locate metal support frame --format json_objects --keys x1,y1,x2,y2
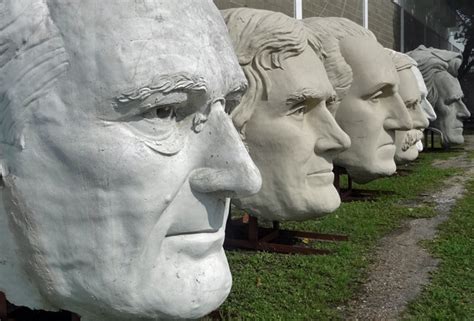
[
  {"x1": 395, "y1": 166, "x2": 414, "y2": 177},
  {"x1": 0, "y1": 291, "x2": 81, "y2": 321},
  {"x1": 333, "y1": 166, "x2": 394, "y2": 202},
  {"x1": 0, "y1": 292, "x2": 7, "y2": 321},
  {"x1": 225, "y1": 214, "x2": 348, "y2": 255},
  {"x1": 423, "y1": 127, "x2": 455, "y2": 151},
  {"x1": 71, "y1": 313, "x2": 81, "y2": 321},
  {"x1": 423, "y1": 127, "x2": 436, "y2": 149}
]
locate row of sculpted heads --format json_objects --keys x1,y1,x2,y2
[
  {"x1": 225, "y1": 9, "x2": 470, "y2": 225},
  {"x1": 0, "y1": 2, "x2": 469, "y2": 321},
  {"x1": 224, "y1": 9, "x2": 441, "y2": 224}
]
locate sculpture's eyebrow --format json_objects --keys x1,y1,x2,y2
[
  {"x1": 224, "y1": 80, "x2": 248, "y2": 104},
  {"x1": 365, "y1": 82, "x2": 394, "y2": 97},
  {"x1": 446, "y1": 92, "x2": 464, "y2": 104},
  {"x1": 113, "y1": 73, "x2": 208, "y2": 114},
  {"x1": 404, "y1": 98, "x2": 418, "y2": 106},
  {"x1": 286, "y1": 87, "x2": 334, "y2": 106},
  {"x1": 227, "y1": 80, "x2": 248, "y2": 97}
]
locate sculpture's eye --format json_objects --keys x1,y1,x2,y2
[
  {"x1": 369, "y1": 90, "x2": 383, "y2": 104},
  {"x1": 225, "y1": 91, "x2": 244, "y2": 115},
  {"x1": 326, "y1": 95, "x2": 339, "y2": 113},
  {"x1": 327, "y1": 95, "x2": 337, "y2": 105},
  {"x1": 225, "y1": 99, "x2": 240, "y2": 115},
  {"x1": 445, "y1": 97, "x2": 463, "y2": 106},
  {"x1": 288, "y1": 104, "x2": 306, "y2": 120},
  {"x1": 143, "y1": 105, "x2": 176, "y2": 120},
  {"x1": 405, "y1": 101, "x2": 417, "y2": 110}
]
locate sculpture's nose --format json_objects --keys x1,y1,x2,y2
[
  {"x1": 456, "y1": 100, "x2": 471, "y2": 119},
  {"x1": 314, "y1": 103, "x2": 351, "y2": 157},
  {"x1": 422, "y1": 98, "x2": 437, "y2": 122},
  {"x1": 411, "y1": 102, "x2": 430, "y2": 130},
  {"x1": 189, "y1": 101, "x2": 262, "y2": 198},
  {"x1": 384, "y1": 93, "x2": 412, "y2": 131}
]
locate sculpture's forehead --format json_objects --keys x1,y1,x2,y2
[
  {"x1": 339, "y1": 36, "x2": 398, "y2": 92},
  {"x1": 411, "y1": 66, "x2": 427, "y2": 95},
  {"x1": 47, "y1": 0, "x2": 244, "y2": 96},
  {"x1": 398, "y1": 69, "x2": 419, "y2": 101},
  {"x1": 435, "y1": 72, "x2": 463, "y2": 98}
]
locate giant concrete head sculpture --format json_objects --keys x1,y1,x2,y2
[
  {"x1": 0, "y1": 1, "x2": 262, "y2": 320},
  {"x1": 387, "y1": 50, "x2": 430, "y2": 163},
  {"x1": 412, "y1": 66, "x2": 437, "y2": 123},
  {"x1": 222, "y1": 8, "x2": 350, "y2": 221},
  {"x1": 411, "y1": 65, "x2": 437, "y2": 152},
  {"x1": 304, "y1": 17, "x2": 412, "y2": 183},
  {"x1": 408, "y1": 45, "x2": 471, "y2": 146}
]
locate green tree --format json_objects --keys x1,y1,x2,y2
[{"x1": 448, "y1": 0, "x2": 474, "y2": 78}]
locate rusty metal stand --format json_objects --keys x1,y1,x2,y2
[
  {"x1": 423, "y1": 127, "x2": 438, "y2": 150},
  {"x1": 395, "y1": 165, "x2": 414, "y2": 176},
  {"x1": 0, "y1": 292, "x2": 7, "y2": 321},
  {"x1": 333, "y1": 166, "x2": 393, "y2": 202},
  {"x1": 224, "y1": 214, "x2": 348, "y2": 255},
  {"x1": 422, "y1": 128, "x2": 466, "y2": 152},
  {"x1": 0, "y1": 291, "x2": 81, "y2": 321}
]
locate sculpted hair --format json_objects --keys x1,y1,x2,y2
[
  {"x1": 222, "y1": 8, "x2": 319, "y2": 135},
  {"x1": 304, "y1": 17, "x2": 376, "y2": 102},
  {"x1": 385, "y1": 49, "x2": 417, "y2": 72},
  {"x1": 0, "y1": 0, "x2": 69, "y2": 148},
  {"x1": 407, "y1": 45, "x2": 462, "y2": 106}
]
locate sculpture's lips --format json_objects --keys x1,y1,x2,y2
[
  {"x1": 165, "y1": 229, "x2": 220, "y2": 237},
  {"x1": 163, "y1": 230, "x2": 225, "y2": 257},
  {"x1": 307, "y1": 170, "x2": 334, "y2": 185},
  {"x1": 454, "y1": 120, "x2": 464, "y2": 128},
  {"x1": 379, "y1": 141, "x2": 394, "y2": 149},
  {"x1": 307, "y1": 168, "x2": 333, "y2": 176}
]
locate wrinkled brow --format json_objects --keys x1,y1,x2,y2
[
  {"x1": 225, "y1": 80, "x2": 248, "y2": 101},
  {"x1": 286, "y1": 87, "x2": 333, "y2": 106},
  {"x1": 447, "y1": 92, "x2": 464, "y2": 103},
  {"x1": 114, "y1": 73, "x2": 208, "y2": 107}
]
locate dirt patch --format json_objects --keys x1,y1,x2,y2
[{"x1": 347, "y1": 135, "x2": 474, "y2": 321}]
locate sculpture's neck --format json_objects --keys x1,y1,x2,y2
[{"x1": 0, "y1": 195, "x2": 46, "y2": 309}]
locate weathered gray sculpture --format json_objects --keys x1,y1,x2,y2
[
  {"x1": 304, "y1": 17, "x2": 412, "y2": 183},
  {"x1": 408, "y1": 45, "x2": 471, "y2": 147},
  {"x1": 411, "y1": 65, "x2": 438, "y2": 152},
  {"x1": 386, "y1": 50, "x2": 429, "y2": 164},
  {"x1": 0, "y1": 1, "x2": 262, "y2": 320},
  {"x1": 223, "y1": 8, "x2": 351, "y2": 221},
  {"x1": 412, "y1": 66, "x2": 437, "y2": 123}
]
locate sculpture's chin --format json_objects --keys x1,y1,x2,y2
[
  {"x1": 48, "y1": 246, "x2": 232, "y2": 321},
  {"x1": 149, "y1": 239, "x2": 232, "y2": 320},
  {"x1": 237, "y1": 184, "x2": 340, "y2": 222},
  {"x1": 347, "y1": 160, "x2": 396, "y2": 184},
  {"x1": 445, "y1": 133, "x2": 465, "y2": 145},
  {"x1": 395, "y1": 146, "x2": 419, "y2": 164}
]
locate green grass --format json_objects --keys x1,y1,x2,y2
[
  {"x1": 402, "y1": 179, "x2": 474, "y2": 321},
  {"x1": 209, "y1": 151, "x2": 465, "y2": 321}
]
